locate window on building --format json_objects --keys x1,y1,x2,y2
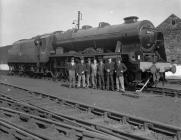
[{"x1": 172, "y1": 19, "x2": 176, "y2": 25}]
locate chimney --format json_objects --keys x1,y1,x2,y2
[
  {"x1": 98, "y1": 22, "x2": 110, "y2": 28},
  {"x1": 124, "y1": 16, "x2": 138, "y2": 24}
]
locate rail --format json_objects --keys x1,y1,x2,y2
[
  {"x1": 144, "y1": 87, "x2": 181, "y2": 98},
  {"x1": 0, "y1": 96, "x2": 112, "y2": 136},
  {"x1": 0, "y1": 119, "x2": 44, "y2": 140},
  {"x1": 0, "y1": 107, "x2": 117, "y2": 140},
  {"x1": 0, "y1": 93, "x2": 152, "y2": 140},
  {"x1": 0, "y1": 81, "x2": 180, "y2": 140}
]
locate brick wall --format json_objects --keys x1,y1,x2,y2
[{"x1": 157, "y1": 14, "x2": 181, "y2": 64}]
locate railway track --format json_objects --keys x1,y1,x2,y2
[
  {"x1": 0, "y1": 95, "x2": 153, "y2": 140},
  {"x1": 0, "y1": 96, "x2": 120, "y2": 139},
  {"x1": 167, "y1": 79, "x2": 181, "y2": 85},
  {"x1": 144, "y1": 87, "x2": 181, "y2": 98},
  {"x1": 0, "y1": 107, "x2": 117, "y2": 140},
  {"x1": 0, "y1": 119, "x2": 44, "y2": 140},
  {"x1": 0, "y1": 81, "x2": 181, "y2": 140}
]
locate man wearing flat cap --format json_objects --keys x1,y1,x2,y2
[
  {"x1": 115, "y1": 57, "x2": 127, "y2": 92},
  {"x1": 67, "y1": 57, "x2": 76, "y2": 88},
  {"x1": 86, "y1": 58, "x2": 91, "y2": 88},
  {"x1": 76, "y1": 57, "x2": 86, "y2": 88},
  {"x1": 97, "y1": 58, "x2": 105, "y2": 90},
  {"x1": 105, "y1": 57, "x2": 115, "y2": 91},
  {"x1": 91, "y1": 58, "x2": 98, "y2": 89}
]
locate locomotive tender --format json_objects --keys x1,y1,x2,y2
[{"x1": 8, "y1": 16, "x2": 176, "y2": 86}]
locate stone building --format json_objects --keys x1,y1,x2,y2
[
  {"x1": 0, "y1": 45, "x2": 12, "y2": 70},
  {"x1": 0, "y1": 46, "x2": 11, "y2": 64},
  {"x1": 157, "y1": 14, "x2": 181, "y2": 64}
]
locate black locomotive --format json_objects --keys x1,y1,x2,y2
[{"x1": 7, "y1": 16, "x2": 176, "y2": 87}]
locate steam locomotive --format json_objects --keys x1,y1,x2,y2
[{"x1": 8, "y1": 16, "x2": 176, "y2": 87}]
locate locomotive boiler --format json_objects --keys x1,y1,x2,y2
[
  {"x1": 7, "y1": 16, "x2": 176, "y2": 86},
  {"x1": 52, "y1": 16, "x2": 175, "y2": 85}
]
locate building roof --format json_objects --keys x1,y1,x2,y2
[{"x1": 157, "y1": 14, "x2": 181, "y2": 33}]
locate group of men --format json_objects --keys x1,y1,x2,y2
[{"x1": 67, "y1": 57, "x2": 127, "y2": 92}]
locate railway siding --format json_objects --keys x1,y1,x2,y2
[
  {"x1": 0, "y1": 93, "x2": 153, "y2": 140},
  {"x1": 0, "y1": 119, "x2": 44, "y2": 140},
  {"x1": 0, "y1": 107, "x2": 116, "y2": 140},
  {"x1": 0, "y1": 81, "x2": 181, "y2": 140}
]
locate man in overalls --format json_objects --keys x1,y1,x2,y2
[
  {"x1": 77, "y1": 57, "x2": 86, "y2": 88},
  {"x1": 105, "y1": 58, "x2": 115, "y2": 91},
  {"x1": 91, "y1": 58, "x2": 98, "y2": 89},
  {"x1": 86, "y1": 58, "x2": 91, "y2": 88},
  {"x1": 115, "y1": 57, "x2": 127, "y2": 92},
  {"x1": 97, "y1": 59, "x2": 105, "y2": 90},
  {"x1": 67, "y1": 57, "x2": 76, "y2": 88}
]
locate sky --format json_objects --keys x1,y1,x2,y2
[{"x1": 1, "y1": 0, "x2": 181, "y2": 46}]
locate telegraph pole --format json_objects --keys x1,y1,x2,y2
[
  {"x1": 73, "y1": 11, "x2": 82, "y2": 29},
  {"x1": 77, "y1": 11, "x2": 81, "y2": 29}
]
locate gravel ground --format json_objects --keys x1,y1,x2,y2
[{"x1": 0, "y1": 75, "x2": 181, "y2": 127}]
